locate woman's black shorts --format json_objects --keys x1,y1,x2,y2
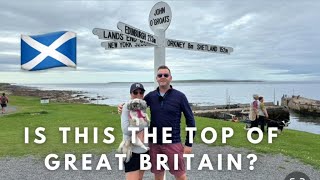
[{"x1": 124, "y1": 151, "x2": 149, "y2": 173}]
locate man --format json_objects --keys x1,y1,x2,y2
[
  {"x1": 118, "y1": 65, "x2": 196, "y2": 180},
  {"x1": 144, "y1": 65, "x2": 195, "y2": 180},
  {"x1": 1, "y1": 93, "x2": 9, "y2": 114}
]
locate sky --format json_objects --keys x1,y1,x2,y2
[{"x1": 0, "y1": 0, "x2": 320, "y2": 83}]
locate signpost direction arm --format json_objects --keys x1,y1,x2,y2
[
  {"x1": 92, "y1": 28, "x2": 153, "y2": 45},
  {"x1": 101, "y1": 41, "x2": 153, "y2": 50},
  {"x1": 117, "y1": 22, "x2": 159, "y2": 46},
  {"x1": 165, "y1": 38, "x2": 233, "y2": 54},
  {"x1": 92, "y1": 28, "x2": 120, "y2": 40}
]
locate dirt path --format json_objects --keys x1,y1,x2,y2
[{"x1": 0, "y1": 106, "x2": 17, "y2": 116}]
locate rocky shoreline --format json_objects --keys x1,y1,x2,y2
[
  {"x1": 0, "y1": 83, "x2": 90, "y2": 104},
  {"x1": 282, "y1": 95, "x2": 320, "y2": 116}
]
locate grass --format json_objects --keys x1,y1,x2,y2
[
  {"x1": 0, "y1": 95, "x2": 319, "y2": 169},
  {"x1": 0, "y1": 96, "x2": 122, "y2": 158},
  {"x1": 180, "y1": 115, "x2": 320, "y2": 169}
]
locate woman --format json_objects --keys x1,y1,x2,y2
[
  {"x1": 249, "y1": 94, "x2": 259, "y2": 129},
  {"x1": 258, "y1": 96, "x2": 269, "y2": 133},
  {"x1": 120, "y1": 83, "x2": 149, "y2": 180}
]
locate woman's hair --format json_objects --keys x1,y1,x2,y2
[{"x1": 258, "y1": 96, "x2": 263, "y2": 101}]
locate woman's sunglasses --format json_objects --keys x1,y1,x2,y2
[
  {"x1": 132, "y1": 91, "x2": 145, "y2": 95},
  {"x1": 157, "y1": 73, "x2": 169, "y2": 78}
]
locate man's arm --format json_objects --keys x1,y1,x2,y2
[
  {"x1": 143, "y1": 92, "x2": 150, "y2": 107},
  {"x1": 118, "y1": 103, "x2": 125, "y2": 114},
  {"x1": 181, "y1": 94, "x2": 196, "y2": 153}
]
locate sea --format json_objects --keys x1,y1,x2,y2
[{"x1": 19, "y1": 81, "x2": 320, "y2": 135}]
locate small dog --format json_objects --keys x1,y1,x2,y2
[
  {"x1": 127, "y1": 98, "x2": 149, "y2": 126},
  {"x1": 118, "y1": 98, "x2": 150, "y2": 162},
  {"x1": 267, "y1": 119, "x2": 290, "y2": 134}
]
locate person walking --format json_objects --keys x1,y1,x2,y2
[
  {"x1": 1, "y1": 93, "x2": 9, "y2": 114},
  {"x1": 249, "y1": 94, "x2": 259, "y2": 130},
  {"x1": 258, "y1": 96, "x2": 269, "y2": 133}
]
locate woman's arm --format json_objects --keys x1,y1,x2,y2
[
  {"x1": 261, "y1": 103, "x2": 269, "y2": 118},
  {"x1": 121, "y1": 103, "x2": 132, "y2": 138}
]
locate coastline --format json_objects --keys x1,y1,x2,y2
[
  {"x1": 0, "y1": 83, "x2": 89, "y2": 104},
  {"x1": 1, "y1": 83, "x2": 319, "y2": 134}
]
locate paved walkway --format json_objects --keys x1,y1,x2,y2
[
  {"x1": 0, "y1": 144, "x2": 319, "y2": 180},
  {"x1": 0, "y1": 106, "x2": 17, "y2": 116}
]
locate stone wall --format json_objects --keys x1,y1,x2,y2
[
  {"x1": 281, "y1": 95, "x2": 320, "y2": 115},
  {"x1": 194, "y1": 106, "x2": 289, "y2": 121}
]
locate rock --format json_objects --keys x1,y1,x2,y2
[{"x1": 0, "y1": 84, "x2": 89, "y2": 104}]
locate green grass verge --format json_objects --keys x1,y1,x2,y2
[
  {"x1": 0, "y1": 96, "x2": 319, "y2": 169},
  {"x1": 181, "y1": 115, "x2": 320, "y2": 169},
  {"x1": 0, "y1": 96, "x2": 122, "y2": 158}
]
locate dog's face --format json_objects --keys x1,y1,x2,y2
[
  {"x1": 127, "y1": 98, "x2": 147, "y2": 111},
  {"x1": 282, "y1": 120, "x2": 290, "y2": 127}
]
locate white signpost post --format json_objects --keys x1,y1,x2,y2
[{"x1": 93, "y1": 1, "x2": 233, "y2": 87}]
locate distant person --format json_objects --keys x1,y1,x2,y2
[
  {"x1": 249, "y1": 94, "x2": 259, "y2": 131},
  {"x1": 120, "y1": 83, "x2": 149, "y2": 180},
  {"x1": 258, "y1": 96, "x2": 269, "y2": 133},
  {"x1": 1, "y1": 93, "x2": 9, "y2": 114}
]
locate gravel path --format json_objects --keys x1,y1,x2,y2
[
  {"x1": 0, "y1": 144, "x2": 319, "y2": 180},
  {"x1": 0, "y1": 106, "x2": 17, "y2": 116}
]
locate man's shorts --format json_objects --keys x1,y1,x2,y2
[
  {"x1": 149, "y1": 143, "x2": 185, "y2": 177},
  {"x1": 1, "y1": 104, "x2": 6, "y2": 108},
  {"x1": 124, "y1": 151, "x2": 149, "y2": 173}
]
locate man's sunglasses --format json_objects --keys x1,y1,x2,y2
[
  {"x1": 157, "y1": 73, "x2": 170, "y2": 78},
  {"x1": 132, "y1": 91, "x2": 145, "y2": 95}
]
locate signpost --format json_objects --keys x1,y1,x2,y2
[
  {"x1": 117, "y1": 22, "x2": 158, "y2": 45},
  {"x1": 93, "y1": 28, "x2": 151, "y2": 44},
  {"x1": 166, "y1": 38, "x2": 233, "y2": 54},
  {"x1": 93, "y1": 1, "x2": 234, "y2": 87},
  {"x1": 149, "y1": 1, "x2": 172, "y2": 32}
]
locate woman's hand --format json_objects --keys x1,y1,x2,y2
[{"x1": 118, "y1": 103, "x2": 125, "y2": 114}]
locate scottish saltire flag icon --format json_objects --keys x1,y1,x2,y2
[{"x1": 21, "y1": 31, "x2": 76, "y2": 71}]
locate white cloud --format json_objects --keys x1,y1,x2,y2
[
  {"x1": 0, "y1": 36, "x2": 20, "y2": 44},
  {"x1": 0, "y1": 1, "x2": 319, "y2": 83},
  {"x1": 223, "y1": 13, "x2": 256, "y2": 31}
]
